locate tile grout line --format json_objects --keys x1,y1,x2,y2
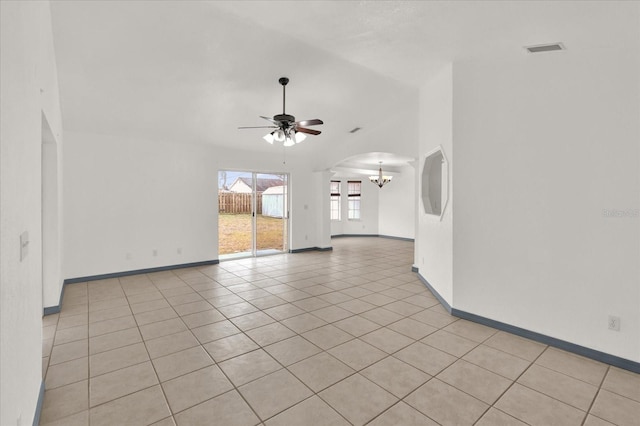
[
  {"x1": 580, "y1": 364, "x2": 609, "y2": 426},
  {"x1": 147, "y1": 268, "x2": 234, "y2": 425},
  {"x1": 385, "y1": 320, "x2": 485, "y2": 425},
  {"x1": 194, "y1": 262, "x2": 416, "y2": 425},
  {"x1": 229, "y1": 259, "x2": 451, "y2": 424},
  {"x1": 80, "y1": 276, "x2": 170, "y2": 421},
  {"x1": 376, "y1": 312, "x2": 514, "y2": 425},
  {"x1": 128, "y1": 272, "x2": 176, "y2": 423},
  {"x1": 479, "y1": 345, "x2": 557, "y2": 425},
  {"x1": 215, "y1": 269, "x2": 339, "y2": 424},
  {"x1": 173, "y1": 266, "x2": 311, "y2": 425},
  {"x1": 183, "y1": 274, "x2": 298, "y2": 424}
]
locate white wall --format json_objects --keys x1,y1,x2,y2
[
  {"x1": 63, "y1": 132, "x2": 325, "y2": 278},
  {"x1": 63, "y1": 132, "x2": 217, "y2": 278},
  {"x1": 0, "y1": 1, "x2": 63, "y2": 424},
  {"x1": 416, "y1": 64, "x2": 454, "y2": 303},
  {"x1": 313, "y1": 171, "x2": 333, "y2": 249},
  {"x1": 330, "y1": 177, "x2": 379, "y2": 236},
  {"x1": 378, "y1": 164, "x2": 416, "y2": 240},
  {"x1": 452, "y1": 47, "x2": 640, "y2": 362}
]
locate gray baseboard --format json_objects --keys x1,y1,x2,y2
[
  {"x1": 416, "y1": 272, "x2": 640, "y2": 374},
  {"x1": 289, "y1": 246, "x2": 333, "y2": 253},
  {"x1": 331, "y1": 234, "x2": 415, "y2": 242},
  {"x1": 452, "y1": 309, "x2": 640, "y2": 374},
  {"x1": 379, "y1": 234, "x2": 415, "y2": 242},
  {"x1": 33, "y1": 380, "x2": 45, "y2": 426},
  {"x1": 416, "y1": 273, "x2": 452, "y2": 313},
  {"x1": 64, "y1": 260, "x2": 219, "y2": 285},
  {"x1": 331, "y1": 234, "x2": 378, "y2": 238},
  {"x1": 43, "y1": 281, "x2": 66, "y2": 316}
]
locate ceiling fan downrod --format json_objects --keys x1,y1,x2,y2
[
  {"x1": 279, "y1": 77, "x2": 289, "y2": 115},
  {"x1": 274, "y1": 77, "x2": 294, "y2": 124}
]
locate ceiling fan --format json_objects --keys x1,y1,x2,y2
[{"x1": 238, "y1": 77, "x2": 323, "y2": 147}]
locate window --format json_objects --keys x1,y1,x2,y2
[
  {"x1": 330, "y1": 180, "x2": 341, "y2": 221},
  {"x1": 347, "y1": 180, "x2": 361, "y2": 220}
]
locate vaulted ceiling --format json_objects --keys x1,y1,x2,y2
[{"x1": 50, "y1": 1, "x2": 634, "y2": 173}]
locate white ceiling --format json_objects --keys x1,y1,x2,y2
[{"x1": 49, "y1": 1, "x2": 636, "y2": 172}]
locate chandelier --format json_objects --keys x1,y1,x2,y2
[{"x1": 369, "y1": 162, "x2": 393, "y2": 188}]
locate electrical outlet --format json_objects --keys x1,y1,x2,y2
[
  {"x1": 608, "y1": 315, "x2": 620, "y2": 331},
  {"x1": 152, "y1": 249, "x2": 158, "y2": 257},
  {"x1": 126, "y1": 252, "x2": 132, "y2": 260},
  {"x1": 177, "y1": 248, "x2": 182, "y2": 254}
]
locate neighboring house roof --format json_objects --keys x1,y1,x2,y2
[
  {"x1": 229, "y1": 177, "x2": 284, "y2": 193},
  {"x1": 263, "y1": 185, "x2": 285, "y2": 195}
]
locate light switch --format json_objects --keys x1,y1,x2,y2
[{"x1": 20, "y1": 231, "x2": 29, "y2": 261}]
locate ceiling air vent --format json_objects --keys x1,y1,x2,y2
[{"x1": 525, "y1": 42, "x2": 565, "y2": 53}]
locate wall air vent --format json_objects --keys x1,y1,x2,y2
[
  {"x1": 525, "y1": 43, "x2": 565, "y2": 53},
  {"x1": 349, "y1": 127, "x2": 362, "y2": 134}
]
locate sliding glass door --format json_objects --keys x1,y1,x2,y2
[
  {"x1": 218, "y1": 170, "x2": 288, "y2": 259},
  {"x1": 255, "y1": 173, "x2": 288, "y2": 256}
]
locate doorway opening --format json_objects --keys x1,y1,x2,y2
[{"x1": 218, "y1": 170, "x2": 289, "y2": 260}]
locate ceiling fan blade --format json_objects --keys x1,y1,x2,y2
[
  {"x1": 296, "y1": 119, "x2": 323, "y2": 127},
  {"x1": 238, "y1": 126, "x2": 278, "y2": 129},
  {"x1": 259, "y1": 116, "x2": 279, "y2": 124},
  {"x1": 296, "y1": 127, "x2": 321, "y2": 136}
]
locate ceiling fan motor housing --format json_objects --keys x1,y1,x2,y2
[{"x1": 274, "y1": 114, "x2": 295, "y2": 125}]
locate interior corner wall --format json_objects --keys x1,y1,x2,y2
[
  {"x1": 1, "y1": 1, "x2": 63, "y2": 424},
  {"x1": 452, "y1": 48, "x2": 640, "y2": 362},
  {"x1": 378, "y1": 164, "x2": 416, "y2": 239},
  {"x1": 416, "y1": 64, "x2": 454, "y2": 304}
]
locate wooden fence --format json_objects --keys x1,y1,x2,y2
[{"x1": 218, "y1": 193, "x2": 262, "y2": 214}]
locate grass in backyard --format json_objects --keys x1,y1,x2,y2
[{"x1": 218, "y1": 213, "x2": 285, "y2": 254}]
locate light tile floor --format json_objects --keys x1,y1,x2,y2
[{"x1": 40, "y1": 237, "x2": 640, "y2": 425}]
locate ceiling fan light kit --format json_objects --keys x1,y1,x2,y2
[
  {"x1": 263, "y1": 127, "x2": 307, "y2": 146},
  {"x1": 239, "y1": 77, "x2": 323, "y2": 147}
]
